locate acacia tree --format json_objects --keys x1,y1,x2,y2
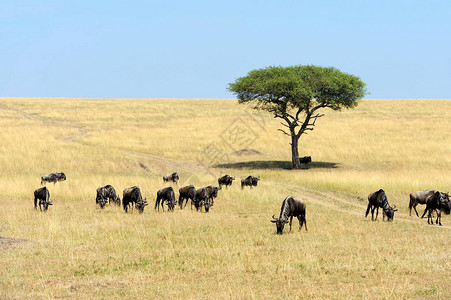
[{"x1": 228, "y1": 65, "x2": 366, "y2": 169}]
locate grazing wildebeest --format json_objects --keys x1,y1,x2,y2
[
  {"x1": 299, "y1": 156, "x2": 312, "y2": 165},
  {"x1": 365, "y1": 189, "x2": 397, "y2": 221},
  {"x1": 179, "y1": 185, "x2": 196, "y2": 209},
  {"x1": 205, "y1": 185, "x2": 221, "y2": 206},
  {"x1": 193, "y1": 187, "x2": 210, "y2": 212},
  {"x1": 420, "y1": 191, "x2": 451, "y2": 226},
  {"x1": 103, "y1": 185, "x2": 121, "y2": 206},
  {"x1": 41, "y1": 172, "x2": 66, "y2": 185},
  {"x1": 218, "y1": 175, "x2": 235, "y2": 188},
  {"x1": 96, "y1": 185, "x2": 121, "y2": 208},
  {"x1": 122, "y1": 186, "x2": 148, "y2": 213},
  {"x1": 163, "y1": 172, "x2": 179, "y2": 184},
  {"x1": 96, "y1": 186, "x2": 108, "y2": 209},
  {"x1": 155, "y1": 187, "x2": 176, "y2": 212},
  {"x1": 271, "y1": 196, "x2": 307, "y2": 235},
  {"x1": 409, "y1": 189, "x2": 449, "y2": 217},
  {"x1": 34, "y1": 187, "x2": 53, "y2": 211},
  {"x1": 241, "y1": 176, "x2": 260, "y2": 189}
]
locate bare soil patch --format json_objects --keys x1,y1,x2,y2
[{"x1": 0, "y1": 236, "x2": 30, "y2": 249}]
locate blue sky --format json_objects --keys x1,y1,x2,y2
[{"x1": 1, "y1": 0, "x2": 450, "y2": 99}]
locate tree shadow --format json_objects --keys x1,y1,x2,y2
[{"x1": 214, "y1": 160, "x2": 339, "y2": 170}]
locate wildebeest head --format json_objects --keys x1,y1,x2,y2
[
  {"x1": 42, "y1": 199, "x2": 53, "y2": 211},
  {"x1": 172, "y1": 172, "x2": 179, "y2": 181},
  {"x1": 136, "y1": 198, "x2": 148, "y2": 214},
  {"x1": 271, "y1": 214, "x2": 289, "y2": 235},
  {"x1": 252, "y1": 177, "x2": 260, "y2": 186},
  {"x1": 98, "y1": 197, "x2": 108, "y2": 209},
  {"x1": 59, "y1": 172, "x2": 66, "y2": 181},
  {"x1": 383, "y1": 204, "x2": 397, "y2": 221},
  {"x1": 438, "y1": 193, "x2": 451, "y2": 215}
]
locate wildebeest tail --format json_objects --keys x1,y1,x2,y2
[
  {"x1": 408, "y1": 194, "x2": 414, "y2": 210},
  {"x1": 365, "y1": 203, "x2": 371, "y2": 217}
]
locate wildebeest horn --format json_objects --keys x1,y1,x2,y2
[{"x1": 272, "y1": 214, "x2": 277, "y2": 220}]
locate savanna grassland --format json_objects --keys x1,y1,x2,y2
[{"x1": 0, "y1": 98, "x2": 450, "y2": 299}]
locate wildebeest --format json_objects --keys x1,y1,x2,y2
[
  {"x1": 41, "y1": 172, "x2": 66, "y2": 185},
  {"x1": 163, "y1": 172, "x2": 179, "y2": 184},
  {"x1": 299, "y1": 156, "x2": 312, "y2": 165},
  {"x1": 179, "y1": 185, "x2": 196, "y2": 209},
  {"x1": 192, "y1": 187, "x2": 210, "y2": 212},
  {"x1": 365, "y1": 189, "x2": 398, "y2": 221},
  {"x1": 271, "y1": 196, "x2": 307, "y2": 235},
  {"x1": 420, "y1": 191, "x2": 451, "y2": 226},
  {"x1": 122, "y1": 186, "x2": 148, "y2": 213},
  {"x1": 205, "y1": 185, "x2": 221, "y2": 206},
  {"x1": 241, "y1": 176, "x2": 260, "y2": 189},
  {"x1": 155, "y1": 187, "x2": 176, "y2": 212},
  {"x1": 96, "y1": 186, "x2": 108, "y2": 209},
  {"x1": 409, "y1": 189, "x2": 449, "y2": 217},
  {"x1": 218, "y1": 175, "x2": 235, "y2": 188},
  {"x1": 96, "y1": 185, "x2": 121, "y2": 208},
  {"x1": 34, "y1": 187, "x2": 53, "y2": 211}
]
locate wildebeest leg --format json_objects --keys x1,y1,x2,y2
[
  {"x1": 161, "y1": 201, "x2": 165, "y2": 212},
  {"x1": 289, "y1": 216, "x2": 293, "y2": 232},
  {"x1": 412, "y1": 204, "x2": 420, "y2": 217},
  {"x1": 34, "y1": 197, "x2": 38, "y2": 210},
  {"x1": 375, "y1": 207, "x2": 379, "y2": 221},
  {"x1": 420, "y1": 208, "x2": 428, "y2": 219},
  {"x1": 436, "y1": 210, "x2": 442, "y2": 226},
  {"x1": 427, "y1": 209, "x2": 432, "y2": 225}
]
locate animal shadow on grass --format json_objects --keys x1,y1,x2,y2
[{"x1": 214, "y1": 160, "x2": 338, "y2": 170}]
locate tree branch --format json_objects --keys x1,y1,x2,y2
[{"x1": 277, "y1": 128, "x2": 291, "y2": 136}]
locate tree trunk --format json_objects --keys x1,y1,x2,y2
[{"x1": 291, "y1": 134, "x2": 301, "y2": 169}]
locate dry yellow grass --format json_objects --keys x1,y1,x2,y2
[{"x1": 0, "y1": 98, "x2": 450, "y2": 299}]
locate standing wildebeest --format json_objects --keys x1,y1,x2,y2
[
  {"x1": 205, "y1": 185, "x2": 221, "y2": 206},
  {"x1": 271, "y1": 196, "x2": 307, "y2": 235},
  {"x1": 96, "y1": 185, "x2": 121, "y2": 208},
  {"x1": 96, "y1": 186, "x2": 108, "y2": 209},
  {"x1": 299, "y1": 156, "x2": 312, "y2": 165},
  {"x1": 122, "y1": 186, "x2": 148, "y2": 213},
  {"x1": 163, "y1": 172, "x2": 179, "y2": 184},
  {"x1": 218, "y1": 175, "x2": 235, "y2": 188},
  {"x1": 409, "y1": 189, "x2": 449, "y2": 217},
  {"x1": 420, "y1": 191, "x2": 451, "y2": 226},
  {"x1": 34, "y1": 187, "x2": 53, "y2": 211},
  {"x1": 155, "y1": 187, "x2": 176, "y2": 211},
  {"x1": 241, "y1": 176, "x2": 260, "y2": 189},
  {"x1": 179, "y1": 185, "x2": 196, "y2": 209},
  {"x1": 41, "y1": 172, "x2": 66, "y2": 185},
  {"x1": 193, "y1": 187, "x2": 210, "y2": 212},
  {"x1": 365, "y1": 189, "x2": 398, "y2": 221}
]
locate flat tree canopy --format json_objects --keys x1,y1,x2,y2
[{"x1": 228, "y1": 65, "x2": 367, "y2": 169}]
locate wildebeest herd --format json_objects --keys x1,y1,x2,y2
[{"x1": 34, "y1": 172, "x2": 450, "y2": 234}]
